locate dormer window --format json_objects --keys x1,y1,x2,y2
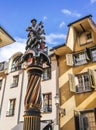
[
  {"x1": 86, "y1": 32, "x2": 92, "y2": 40},
  {"x1": 79, "y1": 31, "x2": 93, "y2": 46}
]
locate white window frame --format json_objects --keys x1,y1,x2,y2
[
  {"x1": 6, "y1": 99, "x2": 16, "y2": 116},
  {"x1": 68, "y1": 71, "x2": 93, "y2": 93}
]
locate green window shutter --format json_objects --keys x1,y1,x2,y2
[
  {"x1": 66, "y1": 54, "x2": 73, "y2": 66},
  {"x1": 68, "y1": 74, "x2": 76, "y2": 92}
]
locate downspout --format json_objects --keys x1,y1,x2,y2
[
  {"x1": 55, "y1": 55, "x2": 60, "y2": 130},
  {"x1": 17, "y1": 70, "x2": 24, "y2": 124}
]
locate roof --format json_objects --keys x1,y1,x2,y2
[
  {"x1": 68, "y1": 14, "x2": 92, "y2": 27},
  {"x1": 50, "y1": 43, "x2": 65, "y2": 51},
  {"x1": 0, "y1": 26, "x2": 15, "y2": 48}
]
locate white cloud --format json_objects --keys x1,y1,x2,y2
[
  {"x1": 46, "y1": 33, "x2": 66, "y2": 45},
  {"x1": 0, "y1": 37, "x2": 26, "y2": 62},
  {"x1": 61, "y1": 9, "x2": 81, "y2": 17},
  {"x1": 62, "y1": 9, "x2": 71, "y2": 15},
  {"x1": 91, "y1": 0, "x2": 96, "y2": 3},
  {"x1": 43, "y1": 16, "x2": 47, "y2": 21},
  {"x1": 59, "y1": 22, "x2": 66, "y2": 28}
]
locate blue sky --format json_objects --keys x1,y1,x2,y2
[{"x1": 0, "y1": 0, "x2": 96, "y2": 61}]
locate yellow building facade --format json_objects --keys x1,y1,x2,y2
[{"x1": 52, "y1": 15, "x2": 96, "y2": 130}]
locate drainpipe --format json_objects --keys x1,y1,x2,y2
[
  {"x1": 55, "y1": 55, "x2": 60, "y2": 130},
  {"x1": 17, "y1": 70, "x2": 24, "y2": 124}
]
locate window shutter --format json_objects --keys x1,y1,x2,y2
[
  {"x1": 88, "y1": 69, "x2": 96, "y2": 89},
  {"x1": 83, "y1": 116, "x2": 89, "y2": 129},
  {"x1": 92, "y1": 70, "x2": 96, "y2": 88},
  {"x1": 66, "y1": 54, "x2": 73, "y2": 66},
  {"x1": 68, "y1": 74, "x2": 76, "y2": 92}
]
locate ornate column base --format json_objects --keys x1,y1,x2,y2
[{"x1": 23, "y1": 108, "x2": 41, "y2": 130}]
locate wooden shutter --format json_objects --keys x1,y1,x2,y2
[
  {"x1": 68, "y1": 74, "x2": 76, "y2": 92},
  {"x1": 88, "y1": 69, "x2": 96, "y2": 89},
  {"x1": 66, "y1": 54, "x2": 73, "y2": 66}
]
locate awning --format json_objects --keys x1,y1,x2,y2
[{"x1": 40, "y1": 120, "x2": 52, "y2": 130}]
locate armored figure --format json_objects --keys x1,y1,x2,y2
[
  {"x1": 23, "y1": 19, "x2": 50, "y2": 67},
  {"x1": 25, "y1": 19, "x2": 45, "y2": 51}
]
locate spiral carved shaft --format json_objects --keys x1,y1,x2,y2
[{"x1": 24, "y1": 72, "x2": 42, "y2": 110}]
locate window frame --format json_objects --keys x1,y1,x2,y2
[
  {"x1": 6, "y1": 98, "x2": 16, "y2": 117},
  {"x1": 11, "y1": 55, "x2": 22, "y2": 72},
  {"x1": 73, "y1": 51, "x2": 88, "y2": 66},
  {"x1": 79, "y1": 31, "x2": 93, "y2": 46},
  {"x1": 41, "y1": 93, "x2": 52, "y2": 113},
  {"x1": 69, "y1": 71, "x2": 94, "y2": 93},
  {"x1": 74, "y1": 108, "x2": 96, "y2": 130},
  {"x1": 42, "y1": 67, "x2": 51, "y2": 80},
  {"x1": 10, "y1": 75, "x2": 19, "y2": 88}
]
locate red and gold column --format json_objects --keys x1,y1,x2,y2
[{"x1": 23, "y1": 65, "x2": 43, "y2": 130}]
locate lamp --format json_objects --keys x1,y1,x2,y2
[
  {"x1": 54, "y1": 93, "x2": 59, "y2": 104},
  {"x1": 59, "y1": 108, "x2": 66, "y2": 117},
  {"x1": 54, "y1": 94, "x2": 66, "y2": 117}
]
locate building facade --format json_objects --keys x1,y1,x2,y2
[
  {"x1": 52, "y1": 15, "x2": 96, "y2": 130},
  {"x1": 0, "y1": 51, "x2": 58, "y2": 130}
]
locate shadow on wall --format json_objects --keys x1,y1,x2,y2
[{"x1": 11, "y1": 122, "x2": 23, "y2": 130}]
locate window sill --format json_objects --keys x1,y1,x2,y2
[
  {"x1": 42, "y1": 78, "x2": 51, "y2": 81},
  {"x1": 6, "y1": 114, "x2": 14, "y2": 117},
  {"x1": 41, "y1": 112, "x2": 52, "y2": 114},
  {"x1": 75, "y1": 89, "x2": 93, "y2": 94}
]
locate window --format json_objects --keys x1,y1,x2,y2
[
  {"x1": 74, "y1": 108, "x2": 96, "y2": 130},
  {"x1": 6, "y1": 99, "x2": 16, "y2": 116},
  {"x1": 75, "y1": 72, "x2": 92, "y2": 92},
  {"x1": 0, "y1": 79, "x2": 2, "y2": 90},
  {"x1": 66, "y1": 51, "x2": 88, "y2": 66},
  {"x1": 69, "y1": 71, "x2": 94, "y2": 93},
  {"x1": 42, "y1": 67, "x2": 51, "y2": 80},
  {"x1": 79, "y1": 31, "x2": 93, "y2": 46},
  {"x1": 86, "y1": 32, "x2": 92, "y2": 40},
  {"x1": 42, "y1": 93, "x2": 52, "y2": 113},
  {"x1": 11, "y1": 55, "x2": 22, "y2": 72},
  {"x1": 10, "y1": 75, "x2": 19, "y2": 88},
  {"x1": 81, "y1": 47, "x2": 96, "y2": 62},
  {"x1": 73, "y1": 51, "x2": 87, "y2": 66}
]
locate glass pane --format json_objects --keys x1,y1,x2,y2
[
  {"x1": 43, "y1": 93, "x2": 52, "y2": 112},
  {"x1": 76, "y1": 72, "x2": 91, "y2": 93},
  {"x1": 74, "y1": 52, "x2": 87, "y2": 66}
]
